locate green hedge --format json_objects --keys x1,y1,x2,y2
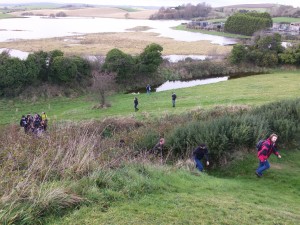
[{"x1": 225, "y1": 12, "x2": 272, "y2": 36}]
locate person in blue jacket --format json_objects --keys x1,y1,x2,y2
[{"x1": 193, "y1": 143, "x2": 210, "y2": 171}]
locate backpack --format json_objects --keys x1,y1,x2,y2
[{"x1": 256, "y1": 139, "x2": 265, "y2": 151}]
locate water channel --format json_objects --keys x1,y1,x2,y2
[{"x1": 0, "y1": 16, "x2": 237, "y2": 45}]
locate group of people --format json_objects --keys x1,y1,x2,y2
[
  {"x1": 152, "y1": 133, "x2": 281, "y2": 177},
  {"x1": 133, "y1": 84, "x2": 177, "y2": 111},
  {"x1": 20, "y1": 112, "x2": 48, "y2": 134}
]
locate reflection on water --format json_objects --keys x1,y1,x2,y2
[
  {"x1": 156, "y1": 77, "x2": 228, "y2": 92},
  {"x1": 163, "y1": 55, "x2": 211, "y2": 62},
  {"x1": 0, "y1": 17, "x2": 237, "y2": 45},
  {"x1": 0, "y1": 48, "x2": 29, "y2": 60}
]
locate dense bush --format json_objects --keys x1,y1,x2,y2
[
  {"x1": 166, "y1": 99, "x2": 300, "y2": 164},
  {"x1": 0, "y1": 50, "x2": 92, "y2": 97},
  {"x1": 225, "y1": 12, "x2": 272, "y2": 36},
  {"x1": 102, "y1": 43, "x2": 163, "y2": 86},
  {"x1": 166, "y1": 59, "x2": 268, "y2": 80},
  {"x1": 279, "y1": 43, "x2": 300, "y2": 65},
  {"x1": 230, "y1": 33, "x2": 285, "y2": 67}
]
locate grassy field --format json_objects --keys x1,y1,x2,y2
[
  {"x1": 0, "y1": 13, "x2": 15, "y2": 19},
  {"x1": 45, "y1": 149, "x2": 300, "y2": 225},
  {"x1": 174, "y1": 24, "x2": 250, "y2": 39},
  {"x1": 1, "y1": 70, "x2": 299, "y2": 126},
  {"x1": 9, "y1": 7, "x2": 157, "y2": 19},
  {"x1": 272, "y1": 17, "x2": 300, "y2": 23}
]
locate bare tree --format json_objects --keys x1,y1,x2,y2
[{"x1": 91, "y1": 71, "x2": 117, "y2": 108}]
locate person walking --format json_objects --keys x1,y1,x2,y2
[
  {"x1": 134, "y1": 97, "x2": 139, "y2": 111},
  {"x1": 193, "y1": 143, "x2": 209, "y2": 172},
  {"x1": 171, "y1": 92, "x2": 177, "y2": 107},
  {"x1": 256, "y1": 133, "x2": 281, "y2": 178},
  {"x1": 146, "y1": 84, "x2": 151, "y2": 95},
  {"x1": 152, "y1": 137, "x2": 165, "y2": 164},
  {"x1": 41, "y1": 111, "x2": 48, "y2": 131}
]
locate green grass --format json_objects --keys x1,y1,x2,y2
[
  {"x1": 272, "y1": 17, "x2": 300, "y2": 23},
  {"x1": 117, "y1": 7, "x2": 140, "y2": 12},
  {"x1": 46, "y1": 149, "x2": 300, "y2": 225},
  {"x1": 174, "y1": 24, "x2": 250, "y2": 39},
  {"x1": 0, "y1": 13, "x2": 15, "y2": 19},
  {"x1": 1, "y1": 70, "x2": 300, "y2": 126},
  {"x1": 205, "y1": 18, "x2": 227, "y2": 23},
  {"x1": 10, "y1": 3, "x2": 63, "y2": 10}
]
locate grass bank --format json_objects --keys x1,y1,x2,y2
[
  {"x1": 174, "y1": 24, "x2": 250, "y2": 39},
  {"x1": 272, "y1": 17, "x2": 300, "y2": 23},
  {"x1": 45, "y1": 149, "x2": 300, "y2": 225},
  {"x1": 1, "y1": 70, "x2": 299, "y2": 126}
]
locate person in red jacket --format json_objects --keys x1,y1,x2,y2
[{"x1": 256, "y1": 133, "x2": 282, "y2": 177}]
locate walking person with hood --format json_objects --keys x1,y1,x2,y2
[
  {"x1": 193, "y1": 143, "x2": 210, "y2": 172},
  {"x1": 256, "y1": 133, "x2": 281, "y2": 178}
]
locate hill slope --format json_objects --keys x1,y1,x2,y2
[{"x1": 46, "y1": 149, "x2": 300, "y2": 224}]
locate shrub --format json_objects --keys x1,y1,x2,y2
[{"x1": 166, "y1": 99, "x2": 300, "y2": 165}]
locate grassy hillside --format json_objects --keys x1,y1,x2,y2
[
  {"x1": 46, "y1": 149, "x2": 300, "y2": 225},
  {"x1": 1, "y1": 70, "x2": 299, "y2": 126},
  {"x1": 1, "y1": 70, "x2": 299, "y2": 224}
]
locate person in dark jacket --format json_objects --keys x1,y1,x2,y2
[
  {"x1": 171, "y1": 92, "x2": 177, "y2": 107},
  {"x1": 146, "y1": 84, "x2": 151, "y2": 95},
  {"x1": 20, "y1": 115, "x2": 27, "y2": 133},
  {"x1": 193, "y1": 143, "x2": 210, "y2": 172},
  {"x1": 256, "y1": 133, "x2": 281, "y2": 178},
  {"x1": 134, "y1": 97, "x2": 139, "y2": 111}
]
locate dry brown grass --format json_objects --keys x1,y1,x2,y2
[
  {"x1": 10, "y1": 7, "x2": 157, "y2": 19},
  {"x1": 0, "y1": 31, "x2": 232, "y2": 56}
]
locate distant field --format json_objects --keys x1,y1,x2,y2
[
  {"x1": 9, "y1": 7, "x2": 157, "y2": 19},
  {"x1": 0, "y1": 31, "x2": 232, "y2": 56},
  {"x1": 205, "y1": 18, "x2": 227, "y2": 23},
  {"x1": 1, "y1": 70, "x2": 299, "y2": 126},
  {"x1": 12, "y1": 4, "x2": 63, "y2": 10},
  {"x1": 174, "y1": 24, "x2": 250, "y2": 39},
  {"x1": 272, "y1": 17, "x2": 300, "y2": 23},
  {"x1": 0, "y1": 13, "x2": 15, "y2": 19}
]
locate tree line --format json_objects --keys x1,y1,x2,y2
[
  {"x1": 225, "y1": 12, "x2": 273, "y2": 36},
  {"x1": 0, "y1": 43, "x2": 164, "y2": 98},
  {"x1": 0, "y1": 50, "x2": 91, "y2": 97},
  {"x1": 150, "y1": 3, "x2": 212, "y2": 20},
  {"x1": 230, "y1": 33, "x2": 300, "y2": 67}
]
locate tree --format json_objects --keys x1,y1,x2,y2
[
  {"x1": 279, "y1": 44, "x2": 300, "y2": 65},
  {"x1": 91, "y1": 72, "x2": 116, "y2": 108},
  {"x1": 137, "y1": 43, "x2": 163, "y2": 75},
  {"x1": 225, "y1": 12, "x2": 272, "y2": 36},
  {"x1": 0, "y1": 54, "x2": 26, "y2": 96},
  {"x1": 102, "y1": 48, "x2": 135, "y2": 83},
  {"x1": 50, "y1": 56, "x2": 77, "y2": 83},
  {"x1": 229, "y1": 44, "x2": 248, "y2": 64},
  {"x1": 70, "y1": 56, "x2": 92, "y2": 82}
]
